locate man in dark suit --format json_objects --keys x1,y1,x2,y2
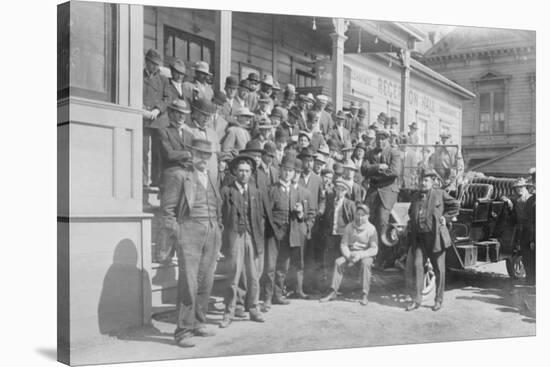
[
  {"x1": 158, "y1": 100, "x2": 192, "y2": 176},
  {"x1": 328, "y1": 111, "x2": 351, "y2": 150},
  {"x1": 362, "y1": 129, "x2": 402, "y2": 269},
  {"x1": 262, "y1": 154, "x2": 315, "y2": 306},
  {"x1": 143, "y1": 49, "x2": 169, "y2": 189},
  {"x1": 162, "y1": 59, "x2": 187, "y2": 108},
  {"x1": 161, "y1": 139, "x2": 223, "y2": 348},
  {"x1": 219, "y1": 155, "x2": 274, "y2": 328},
  {"x1": 406, "y1": 169, "x2": 459, "y2": 312}
]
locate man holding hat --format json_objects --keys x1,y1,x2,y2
[
  {"x1": 329, "y1": 111, "x2": 352, "y2": 150},
  {"x1": 219, "y1": 154, "x2": 274, "y2": 328},
  {"x1": 221, "y1": 107, "x2": 254, "y2": 156},
  {"x1": 143, "y1": 49, "x2": 169, "y2": 189},
  {"x1": 320, "y1": 203, "x2": 378, "y2": 306},
  {"x1": 182, "y1": 61, "x2": 214, "y2": 104},
  {"x1": 182, "y1": 98, "x2": 220, "y2": 180},
  {"x1": 362, "y1": 128, "x2": 402, "y2": 269},
  {"x1": 318, "y1": 178, "x2": 356, "y2": 291},
  {"x1": 161, "y1": 138, "x2": 223, "y2": 347},
  {"x1": 263, "y1": 154, "x2": 315, "y2": 306},
  {"x1": 158, "y1": 99, "x2": 193, "y2": 175},
  {"x1": 405, "y1": 168, "x2": 459, "y2": 312}
]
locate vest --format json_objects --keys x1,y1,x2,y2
[
  {"x1": 189, "y1": 178, "x2": 218, "y2": 221},
  {"x1": 237, "y1": 189, "x2": 253, "y2": 235},
  {"x1": 272, "y1": 186, "x2": 291, "y2": 225}
]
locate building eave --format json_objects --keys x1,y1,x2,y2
[
  {"x1": 410, "y1": 58, "x2": 476, "y2": 99},
  {"x1": 469, "y1": 142, "x2": 536, "y2": 172}
]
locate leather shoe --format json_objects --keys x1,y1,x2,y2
[
  {"x1": 234, "y1": 306, "x2": 247, "y2": 318},
  {"x1": 360, "y1": 294, "x2": 369, "y2": 306},
  {"x1": 194, "y1": 327, "x2": 215, "y2": 337},
  {"x1": 219, "y1": 314, "x2": 232, "y2": 328},
  {"x1": 294, "y1": 291, "x2": 310, "y2": 300},
  {"x1": 432, "y1": 301, "x2": 442, "y2": 311},
  {"x1": 249, "y1": 309, "x2": 265, "y2": 323},
  {"x1": 272, "y1": 296, "x2": 290, "y2": 305},
  {"x1": 175, "y1": 337, "x2": 195, "y2": 348},
  {"x1": 260, "y1": 301, "x2": 271, "y2": 313},
  {"x1": 405, "y1": 302, "x2": 421, "y2": 311},
  {"x1": 319, "y1": 291, "x2": 337, "y2": 303}
]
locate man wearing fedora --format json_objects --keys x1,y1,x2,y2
[
  {"x1": 320, "y1": 203, "x2": 378, "y2": 306},
  {"x1": 182, "y1": 98, "x2": 219, "y2": 181},
  {"x1": 222, "y1": 107, "x2": 254, "y2": 156},
  {"x1": 342, "y1": 161, "x2": 365, "y2": 202},
  {"x1": 219, "y1": 154, "x2": 275, "y2": 328},
  {"x1": 158, "y1": 100, "x2": 193, "y2": 176},
  {"x1": 318, "y1": 178, "x2": 356, "y2": 291},
  {"x1": 405, "y1": 168, "x2": 459, "y2": 312},
  {"x1": 345, "y1": 101, "x2": 361, "y2": 132},
  {"x1": 263, "y1": 154, "x2": 314, "y2": 305},
  {"x1": 249, "y1": 75, "x2": 275, "y2": 114},
  {"x1": 182, "y1": 61, "x2": 214, "y2": 104},
  {"x1": 329, "y1": 111, "x2": 351, "y2": 150},
  {"x1": 163, "y1": 58, "x2": 187, "y2": 108},
  {"x1": 362, "y1": 129, "x2": 402, "y2": 269},
  {"x1": 161, "y1": 138, "x2": 223, "y2": 348},
  {"x1": 143, "y1": 49, "x2": 169, "y2": 189},
  {"x1": 277, "y1": 108, "x2": 300, "y2": 141},
  {"x1": 211, "y1": 91, "x2": 230, "y2": 141}
]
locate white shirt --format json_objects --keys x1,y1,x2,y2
[
  {"x1": 196, "y1": 170, "x2": 208, "y2": 188},
  {"x1": 332, "y1": 197, "x2": 345, "y2": 235},
  {"x1": 279, "y1": 180, "x2": 291, "y2": 193},
  {"x1": 171, "y1": 79, "x2": 183, "y2": 97},
  {"x1": 235, "y1": 181, "x2": 248, "y2": 195},
  {"x1": 337, "y1": 125, "x2": 344, "y2": 140},
  {"x1": 302, "y1": 172, "x2": 312, "y2": 186}
]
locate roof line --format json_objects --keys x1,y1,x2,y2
[
  {"x1": 410, "y1": 58, "x2": 476, "y2": 99},
  {"x1": 469, "y1": 142, "x2": 536, "y2": 171}
]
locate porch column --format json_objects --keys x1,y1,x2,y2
[
  {"x1": 330, "y1": 18, "x2": 348, "y2": 111},
  {"x1": 399, "y1": 49, "x2": 411, "y2": 133},
  {"x1": 214, "y1": 10, "x2": 232, "y2": 91}
]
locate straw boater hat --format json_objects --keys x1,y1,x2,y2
[
  {"x1": 229, "y1": 154, "x2": 257, "y2": 173},
  {"x1": 235, "y1": 107, "x2": 254, "y2": 117},
  {"x1": 170, "y1": 58, "x2": 187, "y2": 75},
  {"x1": 334, "y1": 178, "x2": 351, "y2": 191},
  {"x1": 145, "y1": 49, "x2": 162, "y2": 65},
  {"x1": 261, "y1": 74, "x2": 274, "y2": 87},
  {"x1": 194, "y1": 61, "x2": 212, "y2": 76},
  {"x1": 168, "y1": 99, "x2": 191, "y2": 114}
]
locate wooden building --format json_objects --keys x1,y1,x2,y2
[
  {"x1": 58, "y1": 2, "x2": 475, "y2": 360},
  {"x1": 421, "y1": 27, "x2": 536, "y2": 173}
]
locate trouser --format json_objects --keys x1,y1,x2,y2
[
  {"x1": 367, "y1": 191, "x2": 394, "y2": 268},
  {"x1": 274, "y1": 236, "x2": 304, "y2": 299},
  {"x1": 236, "y1": 237, "x2": 264, "y2": 310},
  {"x1": 224, "y1": 232, "x2": 260, "y2": 315},
  {"x1": 322, "y1": 234, "x2": 342, "y2": 289},
  {"x1": 261, "y1": 235, "x2": 279, "y2": 303},
  {"x1": 174, "y1": 220, "x2": 221, "y2": 341},
  {"x1": 303, "y1": 219, "x2": 321, "y2": 291},
  {"x1": 330, "y1": 256, "x2": 374, "y2": 296},
  {"x1": 412, "y1": 233, "x2": 446, "y2": 304}
]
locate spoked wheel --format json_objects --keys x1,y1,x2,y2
[{"x1": 506, "y1": 251, "x2": 526, "y2": 279}]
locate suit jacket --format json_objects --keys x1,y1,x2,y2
[
  {"x1": 362, "y1": 146, "x2": 402, "y2": 210},
  {"x1": 158, "y1": 123, "x2": 191, "y2": 171},
  {"x1": 181, "y1": 122, "x2": 220, "y2": 181},
  {"x1": 221, "y1": 182, "x2": 274, "y2": 256},
  {"x1": 290, "y1": 106, "x2": 308, "y2": 131},
  {"x1": 328, "y1": 126, "x2": 351, "y2": 149},
  {"x1": 269, "y1": 183, "x2": 315, "y2": 247},
  {"x1": 319, "y1": 194, "x2": 356, "y2": 235},
  {"x1": 256, "y1": 164, "x2": 279, "y2": 191},
  {"x1": 276, "y1": 121, "x2": 299, "y2": 140},
  {"x1": 408, "y1": 188, "x2": 459, "y2": 253},
  {"x1": 299, "y1": 172, "x2": 324, "y2": 214},
  {"x1": 210, "y1": 113, "x2": 229, "y2": 141},
  {"x1": 143, "y1": 69, "x2": 169, "y2": 128},
  {"x1": 182, "y1": 80, "x2": 214, "y2": 105},
  {"x1": 161, "y1": 167, "x2": 222, "y2": 229},
  {"x1": 221, "y1": 124, "x2": 251, "y2": 156},
  {"x1": 319, "y1": 110, "x2": 334, "y2": 136}
]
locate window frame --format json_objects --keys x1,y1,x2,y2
[
  {"x1": 473, "y1": 73, "x2": 511, "y2": 135},
  {"x1": 163, "y1": 25, "x2": 215, "y2": 72},
  {"x1": 295, "y1": 69, "x2": 317, "y2": 88}
]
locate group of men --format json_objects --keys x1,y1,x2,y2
[{"x1": 142, "y1": 49, "x2": 475, "y2": 348}]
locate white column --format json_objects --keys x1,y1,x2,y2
[
  {"x1": 330, "y1": 19, "x2": 348, "y2": 112},
  {"x1": 400, "y1": 49, "x2": 411, "y2": 133},
  {"x1": 215, "y1": 10, "x2": 232, "y2": 91}
]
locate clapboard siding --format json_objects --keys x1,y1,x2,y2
[{"x1": 476, "y1": 143, "x2": 536, "y2": 175}]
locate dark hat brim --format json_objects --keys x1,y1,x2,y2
[{"x1": 229, "y1": 154, "x2": 257, "y2": 172}]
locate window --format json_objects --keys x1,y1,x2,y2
[
  {"x1": 164, "y1": 26, "x2": 214, "y2": 72},
  {"x1": 68, "y1": 2, "x2": 117, "y2": 102},
  {"x1": 476, "y1": 76, "x2": 507, "y2": 134},
  {"x1": 295, "y1": 69, "x2": 316, "y2": 88}
]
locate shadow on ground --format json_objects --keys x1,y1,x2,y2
[{"x1": 36, "y1": 348, "x2": 57, "y2": 361}]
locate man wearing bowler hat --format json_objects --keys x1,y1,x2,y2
[
  {"x1": 345, "y1": 101, "x2": 361, "y2": 132},
  {"x1": 219, "y1": 154, "x2": 274, "y2": 328},
  {"x1": 362, "y1": 128, "x2": 402, "y2": 269},
  {"x1": 163, "y1": 59, "x2": 187, "y2": 108},
  {"x1": 221, "y1": 76, "x2": 239, "y2": 122},
  {"x1": 161, "y1": 138, "x2": 223, "y2": 348},
  {"x1": 143, "y1": 49, "x2": 169, "y2": 190},
  {"x1": 182, "y1": 98, "x2": 220, "y2": 181},
  {"x1": 405, "y1": 168, "x2": 459, "y2": 312},
  {"x1": 183, "y1": 61, "x2": 214, "y2": 104}
]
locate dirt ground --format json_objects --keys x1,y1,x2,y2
[{"x1": 71, "y1": 263, "x2": 536, "y2": 366}]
